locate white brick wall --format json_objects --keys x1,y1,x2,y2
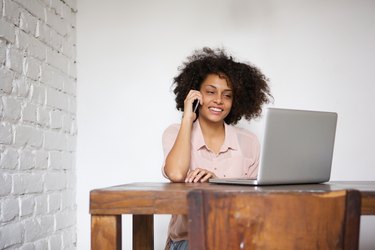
[{"x1": 0, "y1": 0, "x2": 77, "y2": 249}]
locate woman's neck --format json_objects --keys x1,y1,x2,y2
[
  {"x1": 198, "y1": 117, "x2": 225, "y2": 139},
  {"x1": 198, "y1": 117, "x2": 226, "y2": 154}
]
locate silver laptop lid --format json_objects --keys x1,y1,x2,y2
[{"x1": 257, "y1": 108, "x2": 338, "y2": 185}]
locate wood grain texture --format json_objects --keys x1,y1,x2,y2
[
  {"x1": 91, "y1": 215, "x2": 121, "y2": 250},
  {"x1": 133, "y1": 215, "x2": 154, "y2": 250},
  {"x1": 361, "y1": 192, "x2": 375, "y2": 215},
  {"x1": 89, "y1": 182, "x2": 375, "y2": 215},
  {"x1": 188, "y1": 190, "x2": 361, "y2": 250},
  {"x1": 89, "y1": 182, "x2": 375, "y2": 250}
]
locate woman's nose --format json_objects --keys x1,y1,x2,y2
[{"x1": 214, "y1": 95, "x2": 223, "y2": 104}]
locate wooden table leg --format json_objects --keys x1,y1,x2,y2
[
  {"x1": 91, "y1": 215, "x2": 122, "y2": 250},
  {"x1": 133, "y1": 215, "x2": 154, "y2": 250}
]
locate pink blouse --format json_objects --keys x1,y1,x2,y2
[{"x1": 162, "y1": 120, "x2": 260, "y2": 241}]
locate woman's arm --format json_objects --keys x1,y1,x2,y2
[
  {"x1": 164, "y1": 119, "x2": 193, "y2": 182},
  {"x1": 164, "y1": 90, "x2": 201, "y2": 182}
]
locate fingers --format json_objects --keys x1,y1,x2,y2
[
  {"x1": 185, "y1": 168, "x2": 216, "y2": 183},
  {"x1": 184, "y1": 90, "x2": 202, "y2": 113},
  {"x1": 182, "y1": 90, "x2": 203, "y2": 122},
  {"x1": 200, "y1": 171, "x2": 215, "y2": 183}
]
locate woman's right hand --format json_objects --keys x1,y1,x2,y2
[
  {"x1": 185, "y1": 168, "x2": 217, "y2": 183},
  {"x1": 183, "y1": 90, "x2": 202, "y2": 123}
]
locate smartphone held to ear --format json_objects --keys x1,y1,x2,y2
[{"x1": 193, "y1": 100, "x2": 199, "y2": 113}]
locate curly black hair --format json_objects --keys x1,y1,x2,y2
[{"x1": 173, "y1": 47, "x2": 273, "y2": 125}]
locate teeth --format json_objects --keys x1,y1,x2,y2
[{"x1": 210, "y1": 107, "x2": 223, "y2": 112}]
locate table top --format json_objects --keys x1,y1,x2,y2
[{"x1": 90, "y1": 181, "x2": 375, "y2": 215}]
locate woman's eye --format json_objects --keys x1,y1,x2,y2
[{"x1": 207, "y1": 91, "x2": 214, "y2": 94}]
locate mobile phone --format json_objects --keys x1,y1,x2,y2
[{"x1": 193, "y1": 99, "x2": 199, "y2": 113}]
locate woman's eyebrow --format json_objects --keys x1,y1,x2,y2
[
  {"x1": 205, "y1": 85, "x2": 233, "y2": 91},
  {"x1": 205, "y1": 84, "x2": 217, "y2": 89}
]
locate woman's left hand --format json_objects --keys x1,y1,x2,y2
[{"x1": 185, "y1": 168, "x2": 217, "y2": 183}]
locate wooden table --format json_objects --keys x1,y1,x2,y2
[{"x1": 90, "y1": 181, "x2": 375, "y2": 250}]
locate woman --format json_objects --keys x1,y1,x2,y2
[{"x1": 162, "y1": 47, "x2": 272, "y2": 250}]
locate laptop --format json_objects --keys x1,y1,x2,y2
[{"x1": 209, "y1": 108, "x2": 338, "y2": 185}]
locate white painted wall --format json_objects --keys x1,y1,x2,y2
[{"x1": 77, "y1": 1, "x2": 375, "y2": 249}]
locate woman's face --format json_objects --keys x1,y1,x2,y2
[{"x1": 198, "y1": 74, "x2": 233, "y2": 124}]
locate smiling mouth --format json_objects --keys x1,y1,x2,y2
[{"x1": 209, "y1": 107, "x2": 223, "y2": 113}]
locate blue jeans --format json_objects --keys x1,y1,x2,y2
[{"x1": 170, "y1": 240, "x2": 188, "y2": 250}]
